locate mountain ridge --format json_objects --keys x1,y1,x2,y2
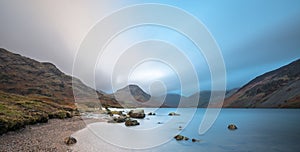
[
  {"x1": 1, "y1": 48, "x2": 299, "y2": 110},
  {"x1": 111, "y1": 57, "x2": 300, "y2": 108},
  {"x1": 224, "y1": 59, "x2": 300, "y2": 108}
]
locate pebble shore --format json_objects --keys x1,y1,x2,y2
[{"x1": 0, "y1": 116, "x2": 100, "y2": 152}]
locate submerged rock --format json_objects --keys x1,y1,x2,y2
[
  {"x1": 148, "y1": 112, "x2": 156, "y2": 116},
  {"x1": 192, "y1": 138, "x2": 200, "y2": 142},
  {"x1": 128, "y1": 109, "x2": 145, "y2": 119},
  {"x1": 227, "y1": 124, "x2": 238, "y2": 130},
  {"x1": 174, "y1": 135, "x2": 189, "y2": 141},
  {"x1": 125, "y1": 119, "x2": 140, "y2": 126},
  {"x1": 168, "y1": 112, "x2": 180, "y2": 116},
  {"x1": 64, "y1": 136, "x2": 77, "y2": 145}
]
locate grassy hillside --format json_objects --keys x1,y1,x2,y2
[{"x1": 0, "y1": 91, "x2": 78, "y2": 134}]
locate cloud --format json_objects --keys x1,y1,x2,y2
[{"x1": 0, "y1": 1, "x2": 299, "y2": 94}]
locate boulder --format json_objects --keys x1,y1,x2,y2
[
  {"x1": 107, "y1": 116, "x2": 128, "y2": 123},
  {"x1": 174, "y1": 135, "x2": 189, "y2": 141},
  {"x1": 125, "y1": 119, "x2": 140, "y2": 126},
  {"x1": 109, "y1": 110, "x2": 123, "y2": 115},
  {"x1": 128, "y1": 109, "x2": 145, "y2": 119},
  {"x1": 64, "y1": 136, "x2": 77, "y2": 145},
  {"x1": 114, "y1": 116, "x2": 127, "y2": 123},
  {"x1": 168, "y1": 112, "x2": 180, "y2": 116},
  {"x1": 192, "y1": 138, "x2": 200, "y2": 142},
  {"x1": 227, "y1": 124, "x2": 238, "y2": 130}
]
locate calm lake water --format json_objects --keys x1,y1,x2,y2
[{"x1": 73, "y1": 108, "x2": 300, "y2": 152}]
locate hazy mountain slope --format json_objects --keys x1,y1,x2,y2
[
  {"x1": 224, "y1": 59, "x2": 300, "y2": 108},
  {"x1": 157, "y1": 92, "x2": 208, "y2": 108}
]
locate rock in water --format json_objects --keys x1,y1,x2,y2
[
  {"x1": 64, "y1": 136, "x2": 77, "y2": 145},
  {"x1": 178, "y1": 126, "x2": 183, "y2": 130},
  {"x1": 174, "y1": 135, "x2": 189, "y2": 141},
  {"x1": 228, "y1": 124, "x2": 238, "y2": 130},
  {"x1": 125, "y1": 119, "x2": 140, "y2": 126},
  {"x1": 148, "y1": 112, "x2": 156, "y2": 115},
  {"x1": 168, "y1": 112, "x2": 180, "y2": 116},
  {"x1": 128, "y1": 109, "x2": 145, "y2": 119}
]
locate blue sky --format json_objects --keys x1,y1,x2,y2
[
  {"x1": 0, "y1": 0, "x2": 300, "y2": 95},
  {"x1": 151, "y1": 0, "x2": 300, "y2": 90}
]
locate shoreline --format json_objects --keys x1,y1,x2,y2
[{"x1": 0, "y1": 116, "x2": 102, "y2": 152}]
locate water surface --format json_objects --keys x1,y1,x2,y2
[{"x1": 73, "y1": 108, "x2": 300, "y2": 152}]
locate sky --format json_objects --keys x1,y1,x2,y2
[{"x1": 0, "y1": 0, "x2": 300, "y2": 96}]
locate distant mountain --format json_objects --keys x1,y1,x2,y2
[
  {"x1": 112, "y1": 84, "x2": 164, "y2": 108},
  {"x1": 111, "y1": 58, "x2": 300, "y2": 109},
  {"x1": 224, "y1": 59, "x2": 300, "y2": 108},
  {"x1": 113, "y1": 85, "x2": 203, "y2": 108},
  {"x1": 114, "y1": 85, "x2": 150, "y2": 102},
  {"x1": 159, "y1": 91, "x2": 226, "y2": 108},
  {"x1": 112, "y1": 84, "x2": 233, "y2": 108}
]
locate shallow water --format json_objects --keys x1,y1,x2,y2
[{"x1": 73, "y1": 108, "x2": 300, "y2": 152}]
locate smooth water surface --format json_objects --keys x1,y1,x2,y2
[{"x1": 73, "y1": 108, "x2": 300, "y2": 152}]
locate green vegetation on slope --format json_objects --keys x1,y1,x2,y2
[{"x1": 0, "y1": 91, "x2": 78, "y2": 135}]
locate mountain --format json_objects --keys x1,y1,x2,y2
[
  {"x1": 159, "y1": 91, "x2": 227, "y2": 108},
  {"x1": 0, "y1": 48, "x2": 120, "y2": 107},
  {"x1": 113, "y1": 85, "x2": 206, "y2": 108},
  {"x1": 114, "y1": 85, "x2": 150, "y2": 102},
  {"x1": 153, "y1": 93, "x2": 186, "y2": 107},
  {"x1": 111, "y1": 84, "x2": 164, "y2": 108},
  {"x1": 112, "y1": 84, "x2": 231, "y2": 108},
  {"x1": 111, "y1": 57, "x2": 300, "y2": 109},
  {"x1": 0, "y1": 48, "x2": 124, "y2": 134},
  {"x1": 224, "y1": 59, "x2": 300, "y2": 108},
  {"x1": 0, "y1": 49, "x2": 79, "y2": 102}
]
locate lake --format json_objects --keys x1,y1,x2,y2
[{"x1": 72, "y1": 108, "x2": 300, "y2": 152}]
